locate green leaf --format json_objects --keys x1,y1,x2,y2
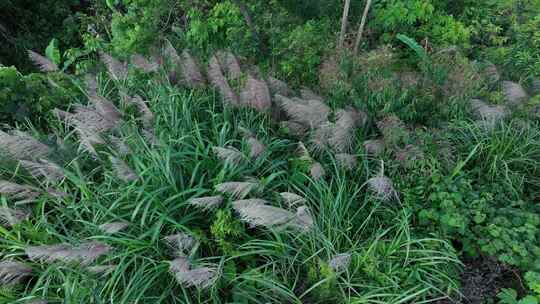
[
  {"x1": 45, "y1": 38, "x2": 61, "y2": 66},
  {"x1": 518, "y1": 296, "x2": 538, "y2": 304},
  {"x1": 497, "y1": 288, "x2": 518, "y2": 304},
  {"x1": 396, "y1": 33, "x2": 428, "y2": 62}
]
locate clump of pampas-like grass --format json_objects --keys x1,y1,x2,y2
[
  {"x1": 26, "y1": 241, "x2": 111, "y2": 265},
  {"x1": 110, "y1": 157, "x2": 139, "y2": 182},
  {"x1": 169, "y1": 257, "x2": 219, "y2": 289},
  {"x1": 0, "y1": 260, "x2": 33, "y2": 285},
  {"x1": 99, "y1": 52, "x2": 128, "y2": 81},
  {"x1": 0, "y1": 181, "x2": 41, "y2": 204},
  {"x1": 215, "y1": 181, "x2": 260, "y2": 199},
  {"x1": 28, "y1": 50, "x2": 58, "y2": 72},
  {"x1": 187, "y1": 195, "x2": 223, "y2": 210},
  {"x1": 0, "y1": 130, "x2": 51, "y2": 160},
  {"x1": 0, "y1": 207, "x2": 30, "y2": 226}
]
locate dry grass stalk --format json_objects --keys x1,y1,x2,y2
[
  {"x1": 99, "y1": 52, "x2": 128, "y2": 81},
  {"x1": 0, "y1": 181, "x2": 41, "y2": 204},
  {"x1": 169, "y1": 257, "x2": 219, "y2": 289},
  {"x1": 20, "y1": 159, "x2": 65, "y2": 183},
  {"x1": 110, "y1": 157, "x2": 139, "y2": 182},
  {"x1": 215, "y1": 181, "x2": 259, "y2": 199},
  {"x1": 26, "y1": 241, "x2": 111, "y2": 265},
  {"x1": 188, "y1": 195, "x2": 223, "y2": 210},
  {"x1": 28, "y1": 50, "x2": 58, "y2": 72},
  {"x1": 0, "y1": 260, "x2": 33, "y2": 285},
  {"x1": 0, "y1": 207, "x2": 30, "y2": 226}
]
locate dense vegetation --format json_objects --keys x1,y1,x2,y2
[{"x1": 1, "y1": 1, "x2": 539, "y2": 303}]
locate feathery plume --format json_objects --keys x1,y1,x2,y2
[
  {"x1": 109, "y1": 136, "x2": 132, "y2": 156},
  {"x1": 87, "y1": 264, "x2": 117, "y2": 275},
  {"x1": 215, "y1": 181, "x2": 259, "y2": 199},
  {"x1": 502, "y1": 81, "x2": 528, "y2": 106},
  {"x1": 207, "y1": 55, "x2": 240, "y2": 105},
  {"x1": 289, "y1": 205, "x2": 314, "y2": 231},
  {"x1": 164, "y1": 232, "x2": 197, "y2": 254},
  {"x1": 169, "y1": 257, "x2": 219, "y2": 289},
  {"x1": 125, "y1": 94, "x2": 154, "y2": 127},
  {"x1": 367, "y1": 176, "x2": 397, "y2": 201},
  {"x1": 0, "y1": 181, "x2": 41, "y2": 204},
  {"x1": 280, "y1": 192, "x2": 307, "y2": 207},
  {"x1": 335, "y1": 153, "x2": 357, "y2": 170},
  {"x1": 99, "y1": 52, "x2": 128, "y2": 81},
  {"x1": 280, "y1": 121, "x2": 308, "y2": 137},
  {"x1": 99, "y1": 221, "x2": 129, "y2": 234},
  {"x1": 363, "y1": 139, "x2": 385, "y2": 156},
  {"x1": 161, "y1": 38, "x2": 181, "y2": 64},
  {"x1": 26, "y1": 241, "x2": 111, "y2": 265},
  {"x1": 267, "y1": 76, "x2": 293, "y2": 96},
  {"x1": 46, "y1": 188, "x2": 69, "y2": 199},
  {"x1": 180, "y1": 50, "x2": 206, "y2": 88},
  {"x1": 239, "y1": 75, "x2": 272, "y2": 111},
  {"x1": 88, "y1": 95, "x2": 122, "y2": 123},
  {"x1": 0, "y1": 260, "x2": 32, "y2": 285},
  {"x1": 232, "y1": 199, "x2": 295, "y2": 228},
  {"x1": 311, "y1": 123, "x2": 333, "y2": 152},
  {"x1": 142, "y1": 128, "x2": 161, "y2": 147},
  {"x1": 300, "y1": 88, "x2": 324, "y2": 102},
  {"x1": 20, "y1": 159, "x2": 65, "y2": 183},
  {"x1": 328, "y1": 253, "x2": 351, "y2": 272},
  {"x1": 28, "y1": 50, "x2": 58, "y2": 72},
  {"x1": 0, "y1": 130, "x2": 51, "y2": 160},
  {"x1": 310, "y1": 162, "x2": 325, "y2": 180},
  {"x1": 482, "y1": 61, "x2": 500, "y2": 83},
  {"x1": 130, "y1": 54, "x2": 159, "y2": 73},
  {"x1": 276, "y1": 95, "x2": 330, "y2": 128},
  {"x1": 110, "y1": 157, "x2": 139, "y2": 182},
  {"x1": 0, "y1": 207, "x2": 29, "y2": 226},
  {"x1": 376, "y1": 115, "x2": 409, "y2": 147},
  {"x1": 327, "y1": 109, "x2": 360, "y2": 152},
  {"x1": 187, "y1": 195, "x2": 223, "y2": 210},
  {"x1": 246, "y1": 137, "x2": 266, "y2": 158},
  {"x1": 216, "y1": 51, "x2": 242, "y2": 80},
  {"x1": 471, "y1": 99, "x2": 507, "y2": 129},
  {"x1": 395, "y1": 144, "x2": 424, "y2": 168},
  {"x1": 84, "y1": 74, "x2": 98, "y2": 97},
  {"x1": 212, "y1": 146, "x2": 246, "y2": 165}
]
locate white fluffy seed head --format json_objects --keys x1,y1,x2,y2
[
  {"x1": 169, "y1": 257, "x2": 219, "y2": 289},
  {"x1": 0, "y1": 181, "x2": 41, "y2": 204},
  {"x1": 212, "y1": 146, "x2": 246, "y2": 166},
  {"x1": 26, "y1": 241, "x2": 111, "y2": 265},
  {"x1": 363, "y1": 139, "x2": 385, "y2": 156},
  {"x1": 99, "y1": 52, "x2": 128, "y2": 81},
  {"x1": 215, "y1": 181, "x2": 259, "y2": 199},
  {"x1": 0, "y1": 260, "x2": 33, "y2": 285},
  {"x1": 328, "y1": 253, "x2": 351, "y2": 272},
  {"x1": 110, "y1": 157, "x2": 139, "y2": 183},
  {"x1": 279, "y1": 192, "x2": 306, "y2": 207},
  {"x1": 335, "y1": 153, "x2": 357, "y2": 170},
  {"x1": 130, "y1": 54, "x2": 160, "y2": 73},
  {"x1": 247, "y1": 137, "x2": 266, "y2": 158},
  {"x1": 310, "y1": 162, "x2": 325, "y2": 180},
  {"x1": 232, "y1": 199, "x2": 295, "y2": 228},
  {"x1": 164, "y1": 233, "x2": 197, "y2": 255},
  {"x1": 276, "y1": 95, "x2": 330, "y2": 129},
  {"x1": 28, "y1": 50, "x2": 58, "y2": 72},
  {"x1": 0, "y1": 130, "x2": 51, "y2": 160},
  {"x1": 20, "y1": 159, "x2": 65, "y2": 183},
  {"x1": 99, "y1": 221, "x2": 129, "y2": 234},
  {"x1": 188, "y1": 195, "x2": 223, "y2": 210},
  {"x1": 367, "y1": 176, "x2": 397, "y2": 201}
]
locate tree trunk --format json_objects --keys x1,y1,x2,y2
[
  {"x1": 337, "y1": 0, "x2": 351, "y2": 54},
  {"x1": 353, "y1": 0, "x2": 373, "y2": 55}
]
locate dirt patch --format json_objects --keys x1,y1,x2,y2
[{"x1": 439, "y1": 257, "x2": 525, "y2": 304}]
